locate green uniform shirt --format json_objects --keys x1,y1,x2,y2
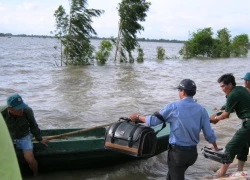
[
  {"x1": 0, "y1": 113, "x2": 22, "y2": 180},
  {"x1": 225, "y1": 86, "x2": 250, "y2": 119},
  {"x1": 1, "y1": 106, "x2": 42, "y2": 141}
]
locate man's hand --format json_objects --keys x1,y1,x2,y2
[
  {"x1": 209, "y1": 114, "x2": 219, "y2": 124},
  {"x1": 129, "y1": 113, "x2": 138, "y2": 122},
  {"x1": 40, "y1": 138, "x2": 48, "y2": 146}
]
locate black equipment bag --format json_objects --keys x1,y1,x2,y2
[{"x1": 104, "y1": 114, "x2": 166, "y2": 157}]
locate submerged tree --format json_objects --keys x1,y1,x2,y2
[
  {"x1": 54, "y1": 5, "x2": 69, "y2": 66},
  {"x1": 157, "y1": 46, "x2": 165, "y2": 60},
  {"x1": 54, "y1": 0, "x2": 104, "y2": 65},
  {"x1": 216, "y1": 28, "x2": 231, "y2": 58},
  {"x1": 114, "y1": 0, "x2": 151, "y2": 63},
  {"x1": 180, "y1": 27, "x2": 214, "y2": 59},
  {"x1": 136, "y1": 45, "x2": 144, "y2": 62},
  {"x1": 179, "y1": 27, "x2": 249, "y2": 59},
  {"x1": 230, "y1": 34, "x2": 249, "y2": 57},
  {"x1": 95, "y1": 40, "x2": 113, "y2": 65}
]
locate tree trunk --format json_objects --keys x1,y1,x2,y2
[{"x1": 114, "y1": 21, "x2": 122, "y2": 61}]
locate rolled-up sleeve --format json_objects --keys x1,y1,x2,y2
[
  {"x1": 145, "y1": 115, "x2": 163, "y2": 126},
  {"x1": 146, "y1": 103, "x2": 173, "y2": 127},
  {"x1": 201, "y1": 108, "x2": 217, "y2": 143}
]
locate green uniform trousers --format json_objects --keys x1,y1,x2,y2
[{"x1": 225, "y1": 120, "x2": 250, "y2": 162}]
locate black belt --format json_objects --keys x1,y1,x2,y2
[{"x1": 169, "y1": 144, "x2": 197, "y2": 150}]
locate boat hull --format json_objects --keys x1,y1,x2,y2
[{"x1": 16, "y1": 124, "x2": 169, "y2": 174}]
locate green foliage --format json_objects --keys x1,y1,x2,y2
[
  {"x1": 54, "y1": 0, "x2": 104, "y2": 65},
  {"x1": 216, "y1": 28, "x2": 231, "y2": 57},
  {"x1": 210, "y1": 39, "x2": 222, "y2": 58},
  {"x1": 119, "y1": 48, "x2": 127, "y2": 63},
  {"x1": 179, "y1": 27, "x2": 214, "y2": 58},
  {"x1": 136, "y1": 45, "x2": 144, "y2": 62},
  {"x1": 157, "y1": 46, "x2": 165, "y2": 60},
  {"x1": 179, "y1": 41, "x2": 192, "y2": 59},
  {"x1": 230, "y1": 34, "x2": 249, "y2": 57},
  {"x1": 95, "y1": 40, "x2": 113, "y2": 65},
  {"x1": 179, "y1": 27, "x2": 249, "y2": 59},
  {"x1": 54, "y1": 5, "x2": 69, "y2": 38},
  {"x1": 114, "y1": 0, "x2": 151, "y2": 63}
]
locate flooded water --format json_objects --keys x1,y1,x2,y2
[{"x1": 0, "y1": 37, "x2": 250, "y2": 180}]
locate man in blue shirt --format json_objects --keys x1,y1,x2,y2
[{"x1": 130, "y1": 79, "x2": 219, "y2": 180}]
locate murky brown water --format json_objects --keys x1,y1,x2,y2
[{"x1": 0, "y1": 37, "x2": 249, "y2": 180}]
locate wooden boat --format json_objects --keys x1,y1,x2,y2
[{"x1": 16, "y1": 123, "x2": 170, "y2": 175}]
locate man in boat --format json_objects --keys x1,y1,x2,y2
[
  {"x1": 242, "y1": 72, "x2": 250, "y2": 92},
  {"x1": 129, "y1": 79, "x2": 219, "y2": 180},
  {"x1": 1, "y1": 93, "x2": 47, "y2": 176},
  {"x1": 210, "y1": 73, "x2": 250, "y2": 178}
]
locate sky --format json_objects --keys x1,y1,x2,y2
[{"x1": 0, "y1": 0, "x2": 249, "y2": 40}]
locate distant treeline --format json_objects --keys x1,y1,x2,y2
[
  {"x1": 92, "y1": 36, "x2": 185, "y2": 43},
  {"x1": 138, "y1": 38, "x2": 185, "y2": 43},
  {"x1": 0, "y1": 33, "x2": 54, "y2": 38},
  {"x1": 0, "y1": 33, "x2": 185, "y2": 43}
]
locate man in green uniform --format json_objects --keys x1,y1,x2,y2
[
  {"x1": 1, "y1": 93, "x2": 47, "y2": 176},
  {"x1": 242, "y1": 72, "x2": 250, "y2": 92},
  {"x1": 210, "y1": 73, "x2": 250, "y2": 177}
]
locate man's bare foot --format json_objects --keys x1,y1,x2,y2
[
  {"x1": 208, "y1": 165, "x2": 220, "y2": 172},
  {"x1": 217, "y1": 169, "x2": 223, "y2": 178}
]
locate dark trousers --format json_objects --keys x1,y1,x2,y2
[{"x1": 166, "y1": 145, "x2": 198, "y2": 180}]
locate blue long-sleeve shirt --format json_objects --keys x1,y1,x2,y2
[{"x1": 146, "y1": 97, "x2": 217, "y2": 146}]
